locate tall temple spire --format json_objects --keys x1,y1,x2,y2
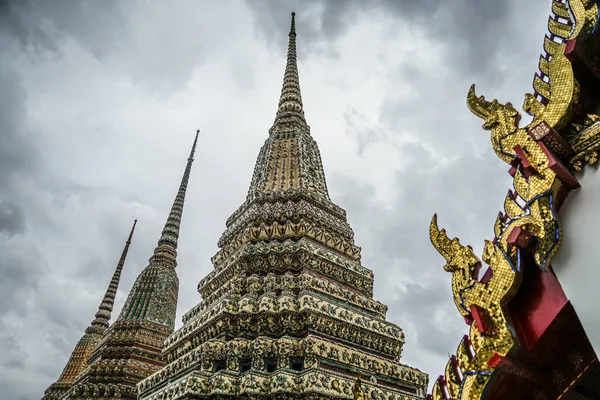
[
  {"x1": 154, "y1": 129, "x2": 199, "y2": 258},
  {"x1": 137, "y1": 13, "x2": 428, "y2": 400},
  {"x1": 117, "y1": 129, "x2": 199, "y2": 324},
  {"x1": 273, "y1": 12, "x2": 306, "y2": 126},
  {"x1": 85, "y1": 219, "x2": 137, "y2": 335},
  {"x1": 44, "y1": 11, "x2": 430, "y2": 400},
  {"x1": 240, "y1": 12, "x2": 332, "y2": 201},
  {"x1": 63, "y1": 131, "x2": 200, "y2": 400},
  {"x1": 42, "y1": 220, "x2": 137, "y2": 400}
]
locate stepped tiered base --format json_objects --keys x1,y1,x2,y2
[
  {"x1": 138, "y1": 236, "x2": 427, "y2": 399},
  {"x1": 63, "y1": 320, "x2": 172, "y2": 400},
  {"x1": 138, "y1": 334, "x2": 426, "y2": 399}
]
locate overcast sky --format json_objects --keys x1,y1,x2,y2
[{"x1": 0, "y1": 1, "x2": 552, "y2": 398}]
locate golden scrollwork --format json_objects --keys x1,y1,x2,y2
[
  {"x1": 522, "y1": 0, "x2": 597, "y2": 130},
  {"x1": 430, "y1": 215, "x2": 519, "y2": 399},
  {"x1": 466, "y1": 84, "x2": 565, "y2": 270}
]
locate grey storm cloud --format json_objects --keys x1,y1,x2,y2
[
  {"x1": 0, "y1": 0, "x2": 552, "y2": 398},
  {"x1": 248, "y1": 0, "x2": 515, "y2": 76},
  {"x1": 0, "y1": 53, "x2": 36, "y2": 238},
  {"x1": 1, "y1": 0, "x2": 130, "y2": 57}
]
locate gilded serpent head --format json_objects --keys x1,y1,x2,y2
[
  {"x1": 467, "y1": 84, "x2": 521, "y2": 132},
  {"x1": 430, "y1": 214, "x2": 481, "y2": 274}
]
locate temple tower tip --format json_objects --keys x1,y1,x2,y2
[{"x1": 289, "y1": 12, "x2": 296, "y2": 36}]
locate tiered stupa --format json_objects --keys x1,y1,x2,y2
[
  {"x1": 42, "y1": 220, "x2": 137, "y2": 400},
  {"x1": 137, "y1": 13, "x2": 428, "y2": 400},
  {"x1": 46, "y1": 130, "x2": 200, "y2": 400}
]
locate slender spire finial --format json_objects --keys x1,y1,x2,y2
[
  {"x1": 117, "y1": 130, "x2": 198, "y2": 323},
  {"x1": 290, "y1": 12, "x2": 296, "y2": 36},
  {"x1": 190, "y1": 130, "x2": 199, "y2": 160},
  {"x1": 85, "y1": 219, "x2": 137, "y2": 334},
  {"x1": 127, "y1": 219, "x2": 137, "y2": 242},
  {"x1": 273, "y1": 12, "x2": 305, "y2": 125},
  {"x1": 154, "y1": 130, "x2": 199, "y2": 256}
]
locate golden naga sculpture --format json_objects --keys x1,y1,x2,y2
[
  {"x1": 522, "y1": 0, "x2": 592, "y2": 130},
  {"x1": 430, "y1": 215, "x2": 518, "y2": 398},
  {"x1": 429, "y1": 0, "x2": 600, "y2": 398},
  {"x1": 429, "y1": 215, "x2": 482, "y2": 320},
  {"x1": 466, "y1": 83, "x2": 566, "y2": 270}
]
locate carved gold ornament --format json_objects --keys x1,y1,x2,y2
[{"x1": 429, "y1": 1, "x2": 600, "y2": 398}]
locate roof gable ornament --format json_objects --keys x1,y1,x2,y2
[{"x1": 429, "y1": 0, "x2": 599, "y2": 397}]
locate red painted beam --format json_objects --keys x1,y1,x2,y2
[
  {"x1": 565, "y1": 39, "x2": 577, "y2": 54},
  {"x1": 528, "y1": 121, "x2": 573, "y2": 159},
  {"x1": 438, "y1": 375, "x2": 449, "y2": 400},
  {"x1": 513, "y1": 145, "x2": 538, "y2": 178},
  {"x1": 470, "y1": 304, "x2": 493, "y2": 335},
  {"x1": 507, "y1": 256, "x2": 569, "y2": 349},
  {"x1": 487, "y1": 352, "x2": 547, "y2": 384},
  {"x1": 450, "y1": 355, "x2": 462, "y2": 383},
  {"x1": 507, "y1": 226, "x2": 535, "y2": 249},
  {"x1": 538, "y1": 141, "x2": 580, "y2": 189}
]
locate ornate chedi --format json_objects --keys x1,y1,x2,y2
[
  {"x1": 42, "y1": 220, "x2": 138, "y2": 400},
  {"x1": 59, "y1": 131, "x2": 200, "y2": 400},
  {"x1": 137, "y1": 13, "x2": 428, "y2": 400},
  {"x1": 428, "y1": 1, "x2": 600, "y2": 399}
]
